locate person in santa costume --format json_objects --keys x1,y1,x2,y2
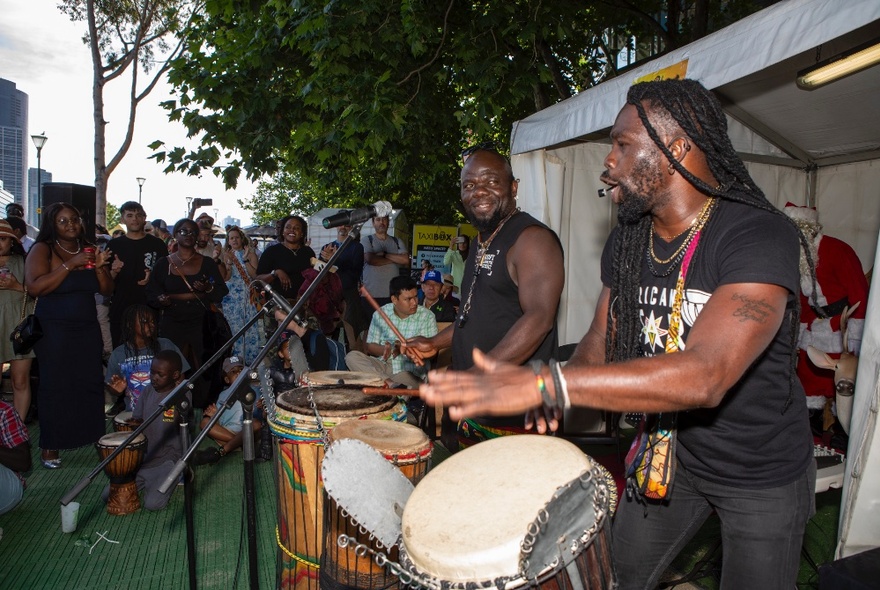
[{"x1": 783, "y1": 203, "x2": 869, "y2": 438}]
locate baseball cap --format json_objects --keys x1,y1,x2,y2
[
  {"x1": 151, "y1": 219, "x2": 168, "y2": 231},
  {"x1": 222, "y1": 356, "x2": 245, "y2": 374},
  {"x1": 422, "y1": 270, "x2": 443, "y2": 284}
]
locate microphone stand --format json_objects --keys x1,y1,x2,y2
[
  {"x1": 177, "y1": 396, "x2": 197, "y2": 590},
  {"x1": 163, "y1": 219, "x2": 369, "y2": 589},
  {"x1": 61, "y1": 306, "x2": 268, "y2": 590}
]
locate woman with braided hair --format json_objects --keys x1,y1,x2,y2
[{"x1": 420, "y1": 79, "x2": 815, "y2": 589}]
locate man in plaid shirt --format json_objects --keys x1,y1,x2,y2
[
  {"x1": 346, "y1": 276, "x2": 438, "y2": 388},
  {"x1": 0, "y1": 400, "x2": 31, "y2": 515}
]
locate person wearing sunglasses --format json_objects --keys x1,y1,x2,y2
[
  {"x1": 25, "y1": 202, "x2": 115, "y2": 468},
  {"x1": 146, "y1": 218, "x2": 228, "y2": 407}
]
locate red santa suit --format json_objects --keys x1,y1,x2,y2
[{"x1": 786, "y1": 206, "x2": 869, "y2": 409}]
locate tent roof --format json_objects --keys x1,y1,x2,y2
[{"x1": 511, "y1": 0, "x2": 880, "y2": 168}]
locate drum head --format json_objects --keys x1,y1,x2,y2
[
  {"x1": 114, "y1": 411, "x2": 133, "y2": 424},
  {"x1": 401, "y1": 435, "x2": 594, "y2": 583},
  {"x1": 98, "y1": 431, "x2": 146, "y2": 446},
  {"x1": 276, "y1": 386, "x2": 396, "y2": 417},
  {"x1": 305, "y1": 371, "x2": 387, "y2": 387},
  {"x1": 329, "y1": 420, "x2": 430, "y2": 457},
  {"x1": 322, "y1": 438, "x2": 415, "y2": 549}
]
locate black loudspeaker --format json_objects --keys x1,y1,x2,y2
[{"x1": 41, "y1": 183, "x2": 97, "y2": 240}]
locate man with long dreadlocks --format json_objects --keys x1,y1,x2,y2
[{"x1": 421, "y1": 79, "x2": 815, "y2": 589}]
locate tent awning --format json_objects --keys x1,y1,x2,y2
[{"x1": 511, "y1": 0, "x2": 880, "y2": 168}]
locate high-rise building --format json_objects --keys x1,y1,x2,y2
[
  {"x1": 222, "y1": 215, "x2": 241, "y2": 229},
  {"x1": 28, "y1": 167, "x2": 53, "y2": 226},
  {"x1": 0, "y1": 79, "x2": 28, "y2": 209}
]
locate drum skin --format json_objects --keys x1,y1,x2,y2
[
  {"x1": 272, "y1": 386, "x2": 408, "y2": 590},
  {"x1": 400, "y1": 435, "x2": 614, "y2": 589},
  {"x1": 302, "y1": 371, "x2": 386, "y2": 387},
  {"x1": 322, "y1": 420, "x2": 432, "y2": 589},
  {"x1": 113, "y1": 411, "x2": 135, "y2": 432}
]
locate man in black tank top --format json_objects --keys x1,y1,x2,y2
[{"x1": 408, "y1": 148, "x2": 564, "y2": 449}]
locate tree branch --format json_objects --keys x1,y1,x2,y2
[{"x1": 397, "y1": 0, "x2": 454, "y2": 86}]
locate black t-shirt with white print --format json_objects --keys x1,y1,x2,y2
[{"x1": 601, "y1": 197, "x2": 812, "y2": 489}]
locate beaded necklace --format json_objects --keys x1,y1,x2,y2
[{"x1": 55, "y1": 239, "x2": 82, "y2": 255}]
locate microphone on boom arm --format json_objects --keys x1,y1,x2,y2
[{"x1": 322, "y1": 201, "x2": 393, "y2": 229}]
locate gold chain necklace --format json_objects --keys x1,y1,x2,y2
[{"x1": 649, "y1": 198, "x2": 716, "y2": 265}]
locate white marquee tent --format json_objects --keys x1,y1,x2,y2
[{"x1": 508, "y1": 0, "x2": 880, "y2": 560}]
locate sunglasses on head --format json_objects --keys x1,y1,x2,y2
[{"x1": 461, "y1": 141, "x2": 499, "y2": 162}]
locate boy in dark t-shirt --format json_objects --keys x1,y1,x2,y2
[{"x1": 106, "y1": 201, "x2": 169, "y2": 346}]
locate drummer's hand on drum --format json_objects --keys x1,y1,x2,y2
[
  {"x1": 421, "y1": 349, "x2": 542, "y2": 419},
  {"x1": 524, "y1": 406, "x2": 562, "y2": 434}
]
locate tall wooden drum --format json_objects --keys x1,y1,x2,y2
[
  {"x1": 322, "y1": 420, "x2": 432, "y2": 589},
  {"x1": 269, "y1": 385, "x2": 408, "y2": 590}
]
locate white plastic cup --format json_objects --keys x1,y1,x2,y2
[{"x1": 61, "y1": 502, "x2": 80, "y2": 533}]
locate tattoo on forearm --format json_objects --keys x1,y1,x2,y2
[{"x1": 731, "y1": 293, "x2": 772, "y2": 324}]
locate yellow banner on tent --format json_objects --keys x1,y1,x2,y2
[{"x1": 634, "y1": 59, "x2": 689, "y2": 84}]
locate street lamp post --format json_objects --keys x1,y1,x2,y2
[
  {"x1": 31, "y1": 133, "x2": 48, "y2": 221},
  {"x1": 136, "y1": 177, "x2": 146, "y2": 204}
]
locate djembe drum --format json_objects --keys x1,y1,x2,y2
[
  {"x1": 269, "y1": 385, "x2": 408, "y2": 590},
  {"x1": 96, "y1": 431, "x2": 147, "y2": 516},
  {"x1": 399, "y1": 435, "x2": 616, "y2": 589},
  {"x1": 322, "y1": 420, "x2": 432, "y2": 589},
  {"x1": 113, "y1": 411, "x2": 135, "y2": 432}
]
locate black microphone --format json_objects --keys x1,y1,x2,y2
[
  {"x1": 256, "y1": 280, "x2": 307, "y2": 327},
  {"x1": 322, "y1": 201, "x2": 393, "y2": 229}
]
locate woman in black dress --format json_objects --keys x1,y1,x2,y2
[
  {"x1": 255, "y1": 215, "x2": 315, "y2": 301},
  {"x1": 25, "y1": 203, "x2": 114, "y2": 468},
  {"x1": 147, "y1": 219, "x2": 228, "y2": 407}
]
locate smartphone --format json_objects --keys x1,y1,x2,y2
[{"x1": 454, "y1": 236, "x2": 467, "y2": 244}]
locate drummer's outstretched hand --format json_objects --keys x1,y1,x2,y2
[{"x1": 420, "y1": 349, "x2": 542, "y2": 420}]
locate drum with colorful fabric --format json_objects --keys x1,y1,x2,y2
[
  {"x1": 400, "y1": 435, "x2": 616, "y2": 589},
  {"x1": 301, "y1": 370, "x2": 387, "y2": 388},
  {"x1": 322, "y1": 420, "x2": 432, "y2": 589},
  {"x1": 113, "y1": 411, "x2": 135, "y2": 432},
  {"x1": 270, "y1": 385, "x2": 408, "y2": 590},
  {"x1": 96, "y1": 432, "x2": 147, "y2": 516}
]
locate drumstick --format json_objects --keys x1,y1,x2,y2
[
  {"x1": 359, "y1": 285, "x2": 426, "y2": 365},
  {"x1": 361, "y1": 387, "x2": 417, "y2": 396}
]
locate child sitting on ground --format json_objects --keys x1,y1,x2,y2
[
  {"x1": 105, "y1": 305, "x2": 190, "y2": 415},
  {"x1": 104, "y1": 350, "x2": 189, "y2": 511},
  {"x1": 193, "y1": 356, "x2": 270, "y2": 465}
]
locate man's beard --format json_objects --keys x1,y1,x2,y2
[
  {"x1": 467, "y1": 204, "x2": 510, "y2": 233},
  {"x1": 615, "y1": 155, "x2": 664, "y2": 225}
]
